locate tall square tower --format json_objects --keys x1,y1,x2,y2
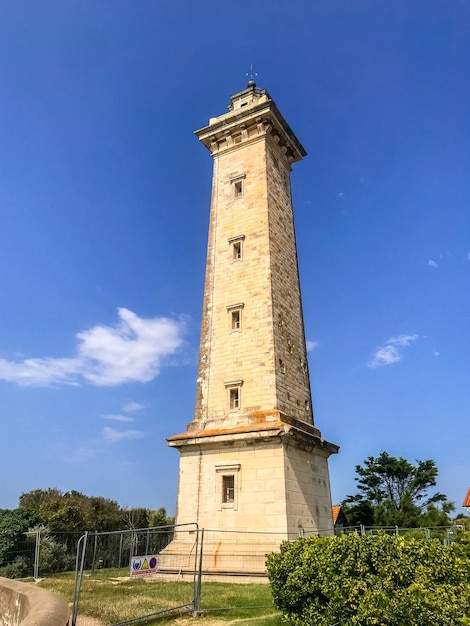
[{"x1": 167, "y1": 83, "x2": 338, "y2": 574}]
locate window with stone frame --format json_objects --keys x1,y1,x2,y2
[
  {"x1": 229, "y1": 387, "x2": 240, "y2": 409},
  {"x1": 226, "y1": 303, "x2": 244, "y2": 333},
  {"x1": 222, "y1": 475, "x2": 235, "y2": 503},
  {"x1": 228, "y1": 234, "x2": 245, "y2": 262},
  {"x1": 224, "y1": 379, "x2": 243, "y2": 411},
  {"x1": 215, "y1": 463, "x2": 241, "y2": 510},
  {"x1": 230, "y1": 173, "x2": 246, "y2": 199}
]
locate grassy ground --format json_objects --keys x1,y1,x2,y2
[{"x1": 37, "y1": 568, "x2": 288, "y2": 625}]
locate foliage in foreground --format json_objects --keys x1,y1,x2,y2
[{"x1": 266, "y1": 532, "x2": 470, "y2": 626}]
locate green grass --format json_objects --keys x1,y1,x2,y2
[{"x1": 37, "y1": 568, "x2": 289, "y2": 625}]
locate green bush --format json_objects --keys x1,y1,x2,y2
[
  {"x1": 0, "y1": 556, "x2": 31, "y2": 579},
  {"x1": 38, "y1": 534, "x2": 75, "y2": 573},
  {"x1": 266, "y1": 532, "x2": 470, "y2": 626}
]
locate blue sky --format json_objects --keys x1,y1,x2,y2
[{"x1": 0, "y1": 1, "x2": 469, "y2": 517}]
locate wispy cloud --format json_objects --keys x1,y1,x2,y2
[
  {"x1": 0, "y1": 308, "x2": 185, "y2": 387},
  {"x1": 102, "y1": 427, "x2": 146, "y2": 443},
  {"x1": 466, "y1": 253, "x2": 470, "y2": 261},
  {"x1": 122, "y1": 401, "x2": 145, "y2": 414},
  {"x1": 306, "y1": 340, "x2": 319, "y2": 352},
  {"x1": 427, "y1": 259, "x2": 438, "y2": 268},
  {"x1": 368, "y1": 334, "x2": 419, "y2": 368},
  {"x1": 102, "y1": 414, "x2": 135, "y2": 423}
]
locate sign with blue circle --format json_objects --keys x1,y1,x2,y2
[{"x1": 130, "y1": 554, "x2": 158, "y2": 577}]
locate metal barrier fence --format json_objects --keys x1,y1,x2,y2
[
  {"x1": 0, "y1": 523, "x2": 461, "y2": 580},
  {"x1": 0, "y1": 528, "x2": 84, "y2": 579},
  {"x1": 333, "y1": 524, "x2": 461, "y2": 545},
  {"x1": 0, "y1": 523, "x2": 464, "y2": 624},
  {"x1": 71, "y1": 523, "x2": 201, "y2": 626}
]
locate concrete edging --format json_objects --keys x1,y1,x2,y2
[{"x1": 0, "y1": 576, "x2": 70, "y2": 626}]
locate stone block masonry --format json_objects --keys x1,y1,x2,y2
[{"x1": 165, "y1": 82, "x2": 339, "y2": 576}]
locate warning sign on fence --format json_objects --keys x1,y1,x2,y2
[{"x1": 130, "y1": 555, "x2": 158, "y2": 577}]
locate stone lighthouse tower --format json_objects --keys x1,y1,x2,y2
[{"x1": 167, "y1": 81, "x2": 338, "y2": 574}]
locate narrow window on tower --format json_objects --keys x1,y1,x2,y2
[
  {"x1": 224, "y1": 379, "x2": 243, "y2": 412},
  {"x1": 222, "y1": 475, "x2": 235, "y2": 503},
  {"x1": 230, "y1": 173, "x2": 246, "y2": 199},
  {"x1": 226, "y1": 303, "x2": 244, "y2": 333},
  {"x1": 233, "y1": 240, "x2": 242, "y2": 260},
  {"x1": 231, "y1": 309, "x2": 240, "y2": 331},
  {"x1": 230, "y1": 387, "x2": 239, "y2": 409},
  {"x1": 215, "y1": 463, "x2": 240, "y2": 510},
  {"x1": 228, "y1": 234, "x2": 245, "y2": 262}
]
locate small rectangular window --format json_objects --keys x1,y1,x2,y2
[
  {"x1": 228, "y1": 235, "x2": 245, "y2": 262},
  {"x1": 230, "y1": 174, "x2": 246, "y2": 199},
  {"x1": 231, "y1": 310, "x2": 241, "y2": 331},
  {"x1": 224, "y1": 379, "x2": 243, "y2": 413},
  {"x1": 222, "y1": 475, "x2": 235, "y2": 503},
  {"x1": 230, "y1": 387, "x2": 240, "y2": 410},
  {"x1": 226, "y1": 303, "x2": 244, "y2": 333},
  {"x1": 216, "y1": 463, "x2": 240, "y2": 510},
  {"x1": 233, "y1": 240, "x2": 242, "y2": 260}
]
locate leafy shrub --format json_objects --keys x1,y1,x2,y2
[
  {"x1": 0, "y1": 556, "x2": 31, "y2": 579},
  {"x1": 266, "y1": 532, "x2": 470, "y2": 626},
  {"x1": 38, "y1": 533, "x2": 75, "y2": 573}
]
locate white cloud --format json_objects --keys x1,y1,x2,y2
[
  {"x1": 102, "y1": 427, "x2": 146, "y2": 443},
  {"x1": 368, "y1": 334, "x2": 419, "y2": 368},
  {"x1": 427, "y1": 259, "x2": 438, "y2": 268},
  {"x1": 102, "y1": 414, "x2": 135, "y2": 423},
  {"x1": 433, "y1": 350, "x2": 440, "y2": 357},
  {"x1": 387, "y1": 334, "x2": 419, "y2": 347},
  {"x1": 306, "y1": 340, "x2": 319, "y2": 352},
  {"x1": 466, "y1": 253, "x2": 470, "y2": 261},
  {"x1": 122, "y1": 401, "x2": 145, "y2": 414},
  {"x1": 0, "y1": 308, "x2": 185, "y2": 387}
]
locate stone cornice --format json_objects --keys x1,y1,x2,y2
[
  {"x1": 195, "y1": 97, "x2": 306, "y2": 163},
  {"x1": 167, "y1": 419, "x2": 339, "y2": 455}
]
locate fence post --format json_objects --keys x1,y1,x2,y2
[
  {"x1": 33, "y1": 530, "x2": 40, "y2": 579},
  {"x1": 91, "y1": 531, "x2": 98, "y2": 573},
  {"x1": 194, "y1": 528, "x2": 204, "y2": 614},
  {"x1": 118, "y1": 533, "x2": 123, "y2": 568},
  {"x1": 71, "y1": 532, "x2": 88, "y2": 626},
  {"x1": 360, "y1": 524, "x2": 365, "y2": 536}
]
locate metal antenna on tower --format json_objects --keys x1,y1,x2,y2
[{"x1": 246, "y1": 64, "x2": 258, "y2": 87}]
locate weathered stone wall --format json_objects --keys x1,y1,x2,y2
[
  {"x1": 265, "y1": 136, "x2": 314, "y2": 424},
  {"x1": 283, "y1": 444, "x2": 334, "y2": 535},
  {"x1": 0, "y1": 577, "x2": 69, "y2": 626},
  {"x1": 192, "y1": 111, "x2": 313, "y2": 430},
  {"x1": 175, "y1": 435, "x2": 288, "y2": 532}
]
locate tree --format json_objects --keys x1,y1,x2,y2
[
  {"x1": 342, "y1": 452, "x2": 454, "y2": 527},
  {"x1": 149, "y1": 507, "x2": 174, "y2": 527},
  {"x1": 18, "y1": 489, "x2": 122, "y2": 532},
  {"x1": 0, "y1": 508, "x2": 38, "y2": 568}
]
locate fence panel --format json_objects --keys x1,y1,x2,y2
[{"x1": 71, "y1": 523, "x2": 201, "y2": 626}]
